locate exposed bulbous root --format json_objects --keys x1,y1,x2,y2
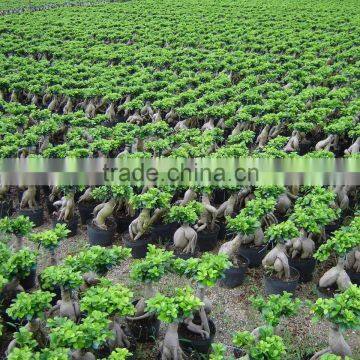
[
  {"x1": 53, "y1": 192, "x2": 75, "y2": 221},
  {"x1": 344, "y1": 137, "x2": 360, "y2": 155},
  {"x1": 129, "y1": 208, "x2": 151, "y2": 241},
  {"x1": 20, "y1": 185, "x2": 37, "y2": 209},
  {"x1": 173, "y1": 223, "x2": 197, "y2": 254},
  {"x1": 160, "y1": 323, "x2": 185, "y2": 360},
  {"x1": 319, "y1": 258, "x2": 352, "y2": 291},
  {"x1": 93, "y1": 198, "x2": 117, "y2": 230},
  {"x1": 315, "y1": 134, "x2": 338, "y2": 151},
  {"x1": 262, "y1": 244, "x2": 290, "y2": 280}
]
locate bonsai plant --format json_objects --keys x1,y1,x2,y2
[
  {"x1": 145, "y1": 287, "x2": 203, "y2": 359},
  {"x1": 314, "y1": 217, "x2": 359, "y2": 295},
  {"x1": 89, "y1": 185, "x2": 134, "y2": 247},
  {"x1": 309, "y1": 285, "x2": 359, "y2": 359},
  {"x1": 64, "y1": 245, "x2": 131, "y2": 290},
  {"x1": 249, "y1": 292, "x2": 301, "y2": 338},
  {"x1": 126, "y1": 245, "x2": 174, "y2": 342},
  {"x1": 232, "y1": 326, "x2": 286, "y2": 360},
  {"x1": 77, "y1": 186, "x2": 97, "y2": 225},
  {"x1": 193, "y1": 189, "x2": 219, "y2": 251},
  {"x1": 19, "y1": 186, "x2": 44, "y2": 227},
  {"x1": 0, "y1": 215, "x2": 34, "y2": 251},
  {"x1": 223, "y1": 213, "x2": 262, "y2": 267},
  {"x1": 52, "y1": 186, "x2": 79, "y2": 237},
  {"x1": 29, "y1": 224, "x2": 70, "y2": 266},
  {"x1": 4, "y1": 247, "x2": 37, "y2": 294},
  {"x1": 41, "y1": 265, "x2": 83, "y2": 321},
  {"x1": 6, "y1": 290, "x2": 54, "y2": 353},
  {"x1": 166, "y1": 201, "x2": 204, "y2": 256},
  {"x1": 174, "y1": 253, "x2": 231, "y2": 353},
  {"x1": 262, "y1": 221, "x2": 300, "y2": 295},
  {"x1": 80, "y1": 280, "x2": 136, "y2": 353},
  {"x1": 127, "y1": 188, "x2": 172, "y2": 258},
  {"x1": 47, "y1": 310, "x2": 113, "y2": 360}
]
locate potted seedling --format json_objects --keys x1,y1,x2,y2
[
  {"x1": 52, "y1": 186, "x2": 79, "y2": 237},
  {"x1": 262, "y1": 221, "x2": 300, "y2": 295},
  {"x1": 194, "y1": 189, "x2": 219, "y2": 252},
  {"x1": 126, "y1": 188, "x2": 172, "y2": 258},
  {"x1": 309, "y1": 285, "x2": 359, "y2": 359},
  {"x1": 249, "y1": 292, "x2": 301, "y2": 338},
  {"x1": 0, "y1": 185, "x2": 13, "y2": 218},
  {"x1": 314, "y1": 217, "x2": 358, "y2": 297},
  {"x1": 47, "y1": 310, "x2": 113, "y2": 360},
  {"x1": 229, "y1": 197, "x2": 277, "y2": 267},
  {"x1": 288, "y1": 193, "x2": 339, "y2": 283},
  {"x1": 89, "y1": 185, "x2": 134, "y2": 247},
  {"x1": 145, "y1": 287, "x2": 203, "y2": 359},
  {"x1": 126, "y1": 245, "x2": 174, "y2": 342},
  {"x1": 80, "y1": 280, "x2": 136, "y2": 355},
  {"x1": 41, "y1": 265, "x2": 83, "y2": 319},
  {"x1": 232, "y1": 326, "x2": 286, "y2": 360},
  {"x1": 0, "y1": 215, "x2": 34, "y2": 251},
  {"x1": 175, "y1": 253, "x2": 231, "y2": 355},
  {"x1": 4, "y1": 247, "x2": 37, "y2": 295},
  {"x1": 6, "y1": 290, "x2": 54, "y2": 353},
  {"x1": 29, "y1": 224, "x2": 70, "y2": 266},
  {"x1": 167, "y1": 201, "x2": 204, "y2": 258},
  {"x1": 19, "y1": 186, "x2": 44, "y2": 227},
  {"x1": 64, "y1": 245, "x2": 131, "y2": 290},
  {"x1": 225, "y1": 212, "x2": 265, "y2": 268}
]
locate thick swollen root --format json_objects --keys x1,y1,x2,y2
[
  {"x1": 53, "y1": 193, "x2": 75, "y2": 221},
  {"x1": 71, "y1": 350, "x2": 96, "y2": 360},
  {"x1": 287, "y1": 232, "x2": 315, "y2": 259},
  {"x1": 256, "y1": 124, "x2": 270, "y2": 149},
  {"x1": 129, "y1": 208, "x2": 151, "y2": 241},
  {"x1": 345, "y1": 248, "x2": 360, "y2": 272},
  {"x1": 93, "y1": 199, "x2": 116, "y2": 230},
  {"x1": 283, "y1": 131, "x2": 301, "y2": 152},
  {"x1": 195, "y1": 194, "x2": 217, "y2": 232},
  {"x1": 218, "y1": 234, "x2": 242, "y2": 263},
  {"x1": 344, "y1": 137, "x2": 360, "y2": 155},
  {"x1": 216, "y1": 193, "x2": 237, "y2": 218},
  {"x1": 160, "y1": 323, "x2": 184, "y2": 360},
  {"x1": 108, "y1": 319, "x2": 131, "y2": 351},
  {"x1": 262, "y1": 244, "x2": 290, "y2": 280},
  {"x1": 173, "y1": 224, "x2": 197, "y2": 254},
  {"x1": 20, "y1": 185, "x2": 37, "y2": 209},
  {"x1": 319, "y1": 260, "x2": 352, "y2": 291},
  {"x1": 315, "y1": 134, "x2": 338, "y2": 151}
]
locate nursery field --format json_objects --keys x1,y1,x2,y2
[{"x1": 0, "y1": 0, "x2": 359, "y2": 359}]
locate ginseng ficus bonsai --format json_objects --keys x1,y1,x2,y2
[
  {"x1": 145, "y1": 287, "x2": 203, "y2": 360},
  {"x1": 262, "y1": 221, "x2": 300, "y2": 280},
  {"x1": 310, "y1": 285, "x2": 359, "y2": 359}
]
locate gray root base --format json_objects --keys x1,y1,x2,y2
[
  {"x1": 319, "y1": 258, "x2": 352, "y2": 291},
  {"x1": 53, "y1": 193, "x2": 75, "y2": 221},
  {"x1": 262, "y1": 244, "x2": 290, "y2": 280},
  {"x1": 20, "y1": 185, "x2": 37, "y2": 209},
  {"x1": 286, "y1": 230, "x2": 315, "y2": 259},
  {"x1": 160, "y1": 323, "x2": 185, "y2": 360},
  {"x1": 173, "y1": 223, "x2": 197, "y2": 254},
  {"x1": 93, "y1": 198, "x2": 116, "y2": 230}
]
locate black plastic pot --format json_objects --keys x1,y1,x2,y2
[
  {"x1": 179, "y1": 319, "x2": 216, "y2": 356},
  {"x1": 346, "y1": 269, "x2": 360, "y2": 285},
  {"x1": 289, "y1": 257, "x2": 316, "y2": 283},
  {"x1": 197, "y1": 224, "x2": 220, "y2": 252},
  {"x1": 19, "y1": 266, "x2": 37, "y2": 291},
  {"x1": 87, "y1": 219, "x2": 116, "y2": 247},
  {"x1": 239, "y1": 244, "x2": 267, "y2": 268},
  {"x1": 264, "y1": 267, "x2": 299, "y2": 296},
  {"x1": 115, "y1": 215, "x2": 134, "y2": 234},
  {"x1": 316, "y1": 284, "x2": 337, "y2": 299},
  {"x1": 78, "y1": 202, "x2": 95, "y2": 225},
  {"x1": 123, "y1": 234, "x2": 153, "y2": 259},
  {"x1": 219, "y1": 255, "x2": 249, "y2": 288},
  {"x1": 151, "y1": 222, "x2": 179, "y2": 244},
  {"x1": 18, "y1": 207, "x2": 44, "y2": 227},
  {"x1": 126, "y1": 300, "x2": 160, "y2": 342},
  {"x1": 0, "y1": 200, "x2": 13, "y2": 218},
  {"x1": 52, "y1": 215, "x2": 79, "y2": 237}
]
